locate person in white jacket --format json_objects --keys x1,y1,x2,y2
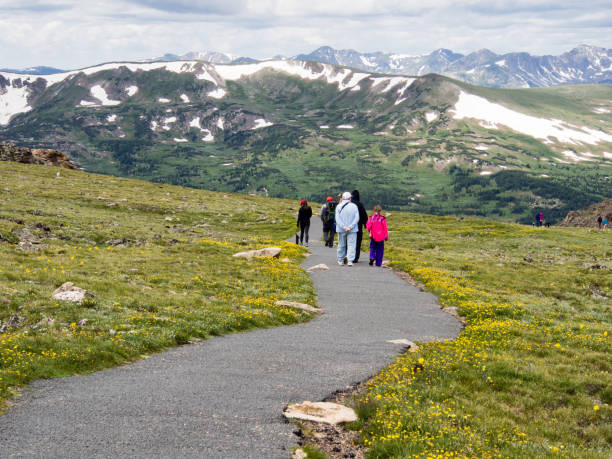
[{"x1": 334, "y1": 191, "x2": 360, "y2": 266}]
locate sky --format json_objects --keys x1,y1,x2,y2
[{"x1": 1, "y1": 0, "x2": 611, "y2": 70}]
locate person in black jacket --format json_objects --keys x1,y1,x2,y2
[
  {"x1": 297, "y1": 200, "x2": 312, "y2": 246},
  {"x1": 351, "y1": 190, "x2": 368, "y2": 262}
]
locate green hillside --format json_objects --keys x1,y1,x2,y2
[
  {"x1": 0, "y1": 161, "x2": 314, "y2": 410},
  {"x1": 1, "y1": 64, "x2": 611, "y2": 223}
]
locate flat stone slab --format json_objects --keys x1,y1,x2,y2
[
  {"x1": 284, "y1": 401, "x2": 357, "y2": 425},
  {"x1": 307, "y1": 263, "x2": 329, "y2": 272},
  {"x1": 274, "y1": 301, "x2": 320, "y2": 313},
  {"x1": 233, "y1": 247, "x2": 281, "y2": 259}
]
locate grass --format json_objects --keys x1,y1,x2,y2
[
  {"x1": 357, "y1": 213, "x2": 611, "y2": 458},
  {"x1": 0, "y1": 161, "x2": 315, "y2": 411}
]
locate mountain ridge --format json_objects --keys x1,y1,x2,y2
[
  {"x1": 0, "y1": 58, "x2": 610, "y2": 224},
  {"x1": 4, "y1": 44, "x2": 610, "y2": 89}
]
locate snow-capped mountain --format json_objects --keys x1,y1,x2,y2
[
  {"x1": 297, "y1": 45, "x2": 612, "y2": 88},
  {"x1": 148, "y1": 51, "x2": 238, "y2": 64}
]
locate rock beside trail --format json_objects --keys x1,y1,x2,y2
[
  {"x1": 233, "y1": 247, "x2": 281, "y2": 259},
  {"x1": 0, "y1": 142, "x2": 76, "y2": 169},
  {"x1": 284, "y1": 401, "x2": 357, "y2": 425},
  {"x1": 52, "y1": 282, "x2": 94, "y2": 304},
  {"x1": 387, "y1": 339, "x2": 419, "y2": 352},
  {"x1": 307, "y1": 263, "x2": 329, "y2": 272},
  {"x1": 274, "y1": 301, "x2": 320, "y2": 313}
]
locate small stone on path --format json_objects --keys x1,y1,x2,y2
[
  {"x1": 284, "y1": 401, "x2": 357, "y2": 425},
  {"x1": 274, "y1": 301, "x2": 319, "y2": 313},
  {"x1": 307, "y1": 263, "x2": 329, "y2": 272},
  {"x1": 233, "y1": 247, "x2": 281, "y2": 259}
]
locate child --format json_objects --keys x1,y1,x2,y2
[{"x1": 365, "y1": 205, "x2": 388, "y2": 267}]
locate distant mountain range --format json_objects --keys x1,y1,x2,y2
[
  {"x1": 0, "y1": 66, "x2": 65, "y2": 75},
  {"x1": 3, "y1": 45, "x2": 610, "y2": 88},
  {"x1": 295, "y1": 45, "x2": 612, "y2": 88}
]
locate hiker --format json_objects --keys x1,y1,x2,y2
[
  {"x1": 351, "y1": 190, "x2": 368, "y2": 263},
  {"x1": 603, "y1": 217, "x2": 609, "y2": 229},
  {"x1": 320, "y1": 196, "x2": 336, "y2": 247},
  {"x1": 537, "y1": 211, "x2": 544, "y2": 227},
  {"x1": 366, "y1": 205, "x2": 388, "y2": 267},
  {"x1": 598, "y1": 215, "x2": 603, "y2": 229},
  {"x1": 335, "y1": 191, "x2": 359, "y2": 266},
  {"x1": 297, "y1": 200, "x2": 312, "y2": 246}
]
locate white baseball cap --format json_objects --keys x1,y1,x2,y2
[{"x1": 342, "y1": 191, "x2": 352, "y2": 199}]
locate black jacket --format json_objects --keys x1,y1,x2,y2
[
  {"x1": 297, "y1": 206, "x2": 312, "y2": 226},
  {"x1": 351, "y1": 190, "x2": 368, "y2": 231}
]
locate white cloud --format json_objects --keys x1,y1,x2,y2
[{"x1": 0, "y1": 1, "x2": 610, "y2": 69}]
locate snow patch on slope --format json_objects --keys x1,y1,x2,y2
[
  {"x1": 451, "y1": 91, "x2": 612, "y2": 145},
  {"x1": 252, "y1": 118, "x2": 273, "y2": 129},
  {"x1": 0, "y1": 83, "x2": 30, "y2": 124},
  {"x1": 207, "y1": 88, "x2": 226, "y2": 99},
  {"x1": 90, "y1": 85, "x2": 121, "y2": 106}
]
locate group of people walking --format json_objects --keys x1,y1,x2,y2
[{"x1": 296, "y1": 190, "x2": 388, "y2": 267}]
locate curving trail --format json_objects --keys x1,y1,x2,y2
[{"x1": 0, "y1": 220, "x2": 460, "y2": 458}]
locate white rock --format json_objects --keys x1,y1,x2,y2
[
  {"x1": 293, "y1": 448, "x2": 307, "y2": 459},
  {"x1": 307, "y1": 263, "x2": 329, "y2": 272},
  {"x1": 387, "y1": 339, "x2": 418, "y2": 352},
  {"x1": 284, "y1": 401, "x2": 357, "y2": 425},
  {"x1": 52, "y1": 282, "x2": 94, "y2": 304},
  {"x1": 233, "y1": 247, "x2": 281, "y2": 259},
  {"x1": 274, "y1": 301, "x2": 320, "y2": 313}
]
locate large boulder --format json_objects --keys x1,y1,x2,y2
[
  {"x1": 284, "y1": 401, "x2": 357, "y2": 425},
  {"x1": 52, "y1": 282, "x2": 94, "y2": 303},
  {"x1": 233, "y1": 247, "x2": 281, "y2": 259}
]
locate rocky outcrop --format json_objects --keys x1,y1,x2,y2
[
  {"x1": 0, "y1": 142, "x2": 76, "y2": 169},
  {"x1": 559, "y1": 200, "x2": 612, "y2": 228}
]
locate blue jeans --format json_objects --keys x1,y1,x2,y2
[{"x1": 337, "y1": 231, "x2": 357, "y2": 263}]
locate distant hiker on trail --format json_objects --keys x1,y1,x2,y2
[
  {"x1": 297, "y1": 200, "x2": 312, "y2": 246},
  {"x1": 351, "y1": 190, "x2": 368, "y2": 263},
  {"x1": 366, "y1": 205, "x2": 388, "y2": 267},
  {"x1": 598, "y1": 215, "x2": 603, "y2": 229},
  {"x1": 335, "y1": 191, "x2": 359, "y2": 266},
  {"x1": 603, "y1": 217, "x2": 609, "y2": 229},
  {"x1": 536, "y1": 211, "x2": 543, "y2": 227},
  {"x1": 320, "y1": 196, "x2": 336, "y2": 247}
]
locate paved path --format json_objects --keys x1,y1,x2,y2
[{"x1": 0, "y1": 220, "x2": 461, "y2": 458}]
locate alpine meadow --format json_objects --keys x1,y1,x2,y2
[{"x1": 0, "y1": 47, "x2": 611, "y2": 459}]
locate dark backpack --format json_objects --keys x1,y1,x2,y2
[{"x1": 325, "y1": 202, "x2": 336, "y2": 223}]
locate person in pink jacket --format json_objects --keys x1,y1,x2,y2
[{"x1": 365, "y1": 205, "x2": 388, "y2": 266}]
